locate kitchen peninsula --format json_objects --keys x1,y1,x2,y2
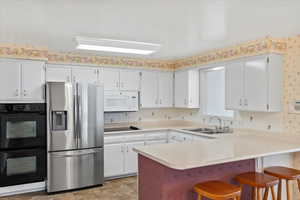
[{"x1": 134, "y1": 132, "x2": 300, "y2": 200}]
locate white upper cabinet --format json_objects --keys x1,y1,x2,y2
[
  {"x1": 140, "y1": 70, "x2": 158, "y2": 108},
  {"x1": 21, "y1": 61, "x2": 46, "y2": 101},
  {"x1": 0, "y1": 59, "x2": 45, "y2": 102},
  {"x1": 72, "y1": 67, "x2": 98, "y2": 84},
  {"x1": 225, "y1": 62, "x2": 244, "y2": 110},
  {"x1": 119, "y1": 69, "x2": 140, "y2": 91},
  {"x1": 225, "y1": 54, "x2": 283, "y2": 112},
  {"x1": 103, "y1": 68, "x2": 140, "y2": 91},
  {"x1": 103, "y1": 68, "x2": 120, "y2": 90},
  {"x1": 158, "y1": 72, "x2": 173, "y2": 107},
  {"x1": 140, "y1": 70, "x2": 173, "y2": 108},
  {"x1": 47, "y1": 64, "x2": 101, "y2": 84},
  {"x1": 174, "y1": 70, "x2": 199, "y2": 108},
  {"x1": 0, "y1": 60, "x2": 21, "y2": 100},
  {"x1": 46, "y1": 65, "x2": 72, "y2": 82}
]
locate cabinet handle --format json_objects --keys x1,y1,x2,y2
[
  {"x1": 127, "y1": 146, "x2": 129, "y2": 153},
  {"x1": 239, "y1": 99, "x2": 242, "y2": 106},
  {"x1": 15, "y1": 89, "x2": 19, "y2": 97},
  {"x1": 23, "y1": 90, "x2": 27, "y2": 96},
  {"x1": 184, "y1": 99, "x2": 187, "y2": 105},
  {"x1": 244, "y1": 99, "x2": 248, "y2": 106}
]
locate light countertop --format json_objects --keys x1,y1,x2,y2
[{"x1": 133, "y1": 131, "x2": 300, "y2": 170}]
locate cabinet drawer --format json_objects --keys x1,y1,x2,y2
[
  {"x1": 144, "y1": 133, "x2": 167, "y2": 141},
  {"x1": 125, "y1": 134, "x2": 145, "y2": 142},
  {"x1": 104, "y1": 135, "x2": 124, "y2": 144}
]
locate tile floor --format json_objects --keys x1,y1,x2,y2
[{"x1": 0, "y1": 177, "x2": 137, "y2": 200}]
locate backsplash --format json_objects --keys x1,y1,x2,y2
[{"x1": 104, "y1": 108, "x2": 284, "y2": 132}]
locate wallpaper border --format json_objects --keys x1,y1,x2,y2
[{"x1": 0, "y1": 36, "x2": 287, "y2": 70}]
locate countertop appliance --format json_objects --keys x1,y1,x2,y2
[
  {"x1": 46, "y1": 82, "x2": 104, "y2": 193},
  {"x1": 104, "y1": 91, "x2": 139, "y2": 112},
  {"x1": 0, "y1": 103, "x2": 46, "y2": 187}
]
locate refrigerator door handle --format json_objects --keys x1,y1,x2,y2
[
  {"x1": 77, "y1": 83, "x2": 82, "y2": 142},
  {"x1": 51, "y1": 150, "x2": 102, "y2": 158},
  {"x1": 74, "y1": 83, "x2": 79, "y2": 143}
]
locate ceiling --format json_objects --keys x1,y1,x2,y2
[{"x1": 1, "y1": 0, "x2": 300, "y2": 59}]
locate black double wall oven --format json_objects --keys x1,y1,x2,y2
[{"x1": 0, "y1": 104, "x2": 46, "y2": 187}]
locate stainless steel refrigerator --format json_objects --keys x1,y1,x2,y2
[{"x1": 46, "y1": 82, "x2": 104, "y2": 193}]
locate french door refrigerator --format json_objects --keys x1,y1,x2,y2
[{"x1": 46, "y1": 82, "x2": 104, "y2": 193}]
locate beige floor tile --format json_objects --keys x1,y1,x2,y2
[{"x1": 0, "y1": 177, "x2": 137, "y2": 200}]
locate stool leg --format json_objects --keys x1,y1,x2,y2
[
  {"x1": 286, "y1": 180, "x2": 290, "y2": 200},
  {"x1": 277, "y1": 179, "x2": 282, "y2": 200},
  {"x1": 252, "y1": 187, "x2": 256, "y2": 200},
  {"x1": 271, "y1": 186, "x2": 276, "y2": 200},
  {"x1": 197, "y1": 194, "x2": 202, "y2": 200},
  {"x1": 257, "y1": 188, "x2": 261, "y2": 200},
  {"x1": 263, "y1": 187, "x2": 269, "y2": 200},
  {"x1": 297, "y1": 179, "x2": 300, "y2": 193}
]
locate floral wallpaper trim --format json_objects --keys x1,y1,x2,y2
[
  {"x1": 47, "y1": 52, "x2": 175, "y2": 71},
  {"x1": 173, "y1": 36, "x2": 287, "y2": 69},
  {"x1": 0, "y1": 36, "x2": 287, "y2": 70},
  {"x1": 0, "y1": 44, "x2": 48, "y2": 61}
]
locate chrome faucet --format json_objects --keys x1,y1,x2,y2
[
  {"x1": 209, "y1": 116, "x2": 223, "y2": 130},
  {"x1": 208, "y1": 116, "x2": 233, "y2": 133}
]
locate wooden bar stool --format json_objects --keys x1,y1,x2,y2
[
  {"x1": 235, "y1": 172, "x2": 279, "y2": 200},
  {"x1": 194, "y1": 180, "x2": 241, "y2": 200},
  {"x1": 264, "y1": 166, "x2": 300, "y2": 200}
]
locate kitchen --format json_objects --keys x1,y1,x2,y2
[{"x1": 1, "y1": 1, "x2": 300, "y2": 200}]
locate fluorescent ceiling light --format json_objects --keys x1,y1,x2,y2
[{"x1": 76, "y1": 37, "x2": 161, "y2": 55}]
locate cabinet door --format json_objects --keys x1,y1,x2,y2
[
  {"x1": 0, "y1": 60, "x2": 21, "y2": 100},
  {"x1": 72, "y1": 68, "x2": 98, "y2": 84},
  {"x1": 140, "y1": 71, "x2": 158, "y2": 108},
  {"x1": 104, "y1": 143, "x2": 124, "y2": 177},
  {"x1": 187, "y1": 70, "x2": 200, "y2": 108},
  {"x1": 174, "y1": 71, "x2": 188, "y2": 107},
  {"x1": 22, "y1": 61, "x2": 45, "y2": 101},
  {"x1": 103, "y1": 68, "x2": 120, "y2": 90},
  {"x1": 225, "y1": 62, "x2": 244, "y2": 110},
  {"x1": 46, "y1": 66, "x2": 72, "y2": 82},
  {"x1": 158, "y1": 72, "x2": 173, "y2": 107},
  {"x1": 244, "y1": 58, "x2": 268, "y2": 111},
  {"x1": 119, "y1": 69, "x2": 140, "y2": 90},
  {"x1": 124, "y1": 142, "x2": 145, "y2": 174}
]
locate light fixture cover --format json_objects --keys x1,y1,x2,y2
[{"x1": 76, "y1": 37, "x2": 161, "y2": 55}]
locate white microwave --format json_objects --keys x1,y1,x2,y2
[{"x1": 104, "y1": 91, "x2": 139, "y2": 112}]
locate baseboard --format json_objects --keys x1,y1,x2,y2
[
  {"x1": 0, "y1": 182, "x2": 45, "y2": 197},
  {"x1": 104, "y1": 173, "x2": 137, "y2": 181}
]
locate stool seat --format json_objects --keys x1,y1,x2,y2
[
  {"x1": 194, "y1": 180, "x2": 241, "y2": 199},
  {"x1": 264, "y1": 166, "x2": 300, "y2": 180},
  {"x1": 235, "y1": 172, "x2": 279, "y2": 188}
]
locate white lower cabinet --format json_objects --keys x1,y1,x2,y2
[
  {"x1": 104, "y1": 143, "x2": 125, "y2": 178},
  {"x1": 104, "y1": 131, "x2": 209, "y2": 179},
  {"x1": 124, "y1": 142, "x2": 145, "y2": 174}
]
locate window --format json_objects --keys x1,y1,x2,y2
[{"x1": 201, "y1": 66, "x2": 233, "y2": 117}]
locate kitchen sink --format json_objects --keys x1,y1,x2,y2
[
  {"x1": 184, "y1": 127, "x2": 233, "y2": 135},
  {"x1": 104, "y1": 126, "x2": 140, "y2": 132}
]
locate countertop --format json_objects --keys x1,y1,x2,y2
[
  {"x1": 133, "y1": 131, "x2": 300, "y2": 170},
  {"x1": 104, "y1": 120, "x2": 213, "y2": 136}
]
